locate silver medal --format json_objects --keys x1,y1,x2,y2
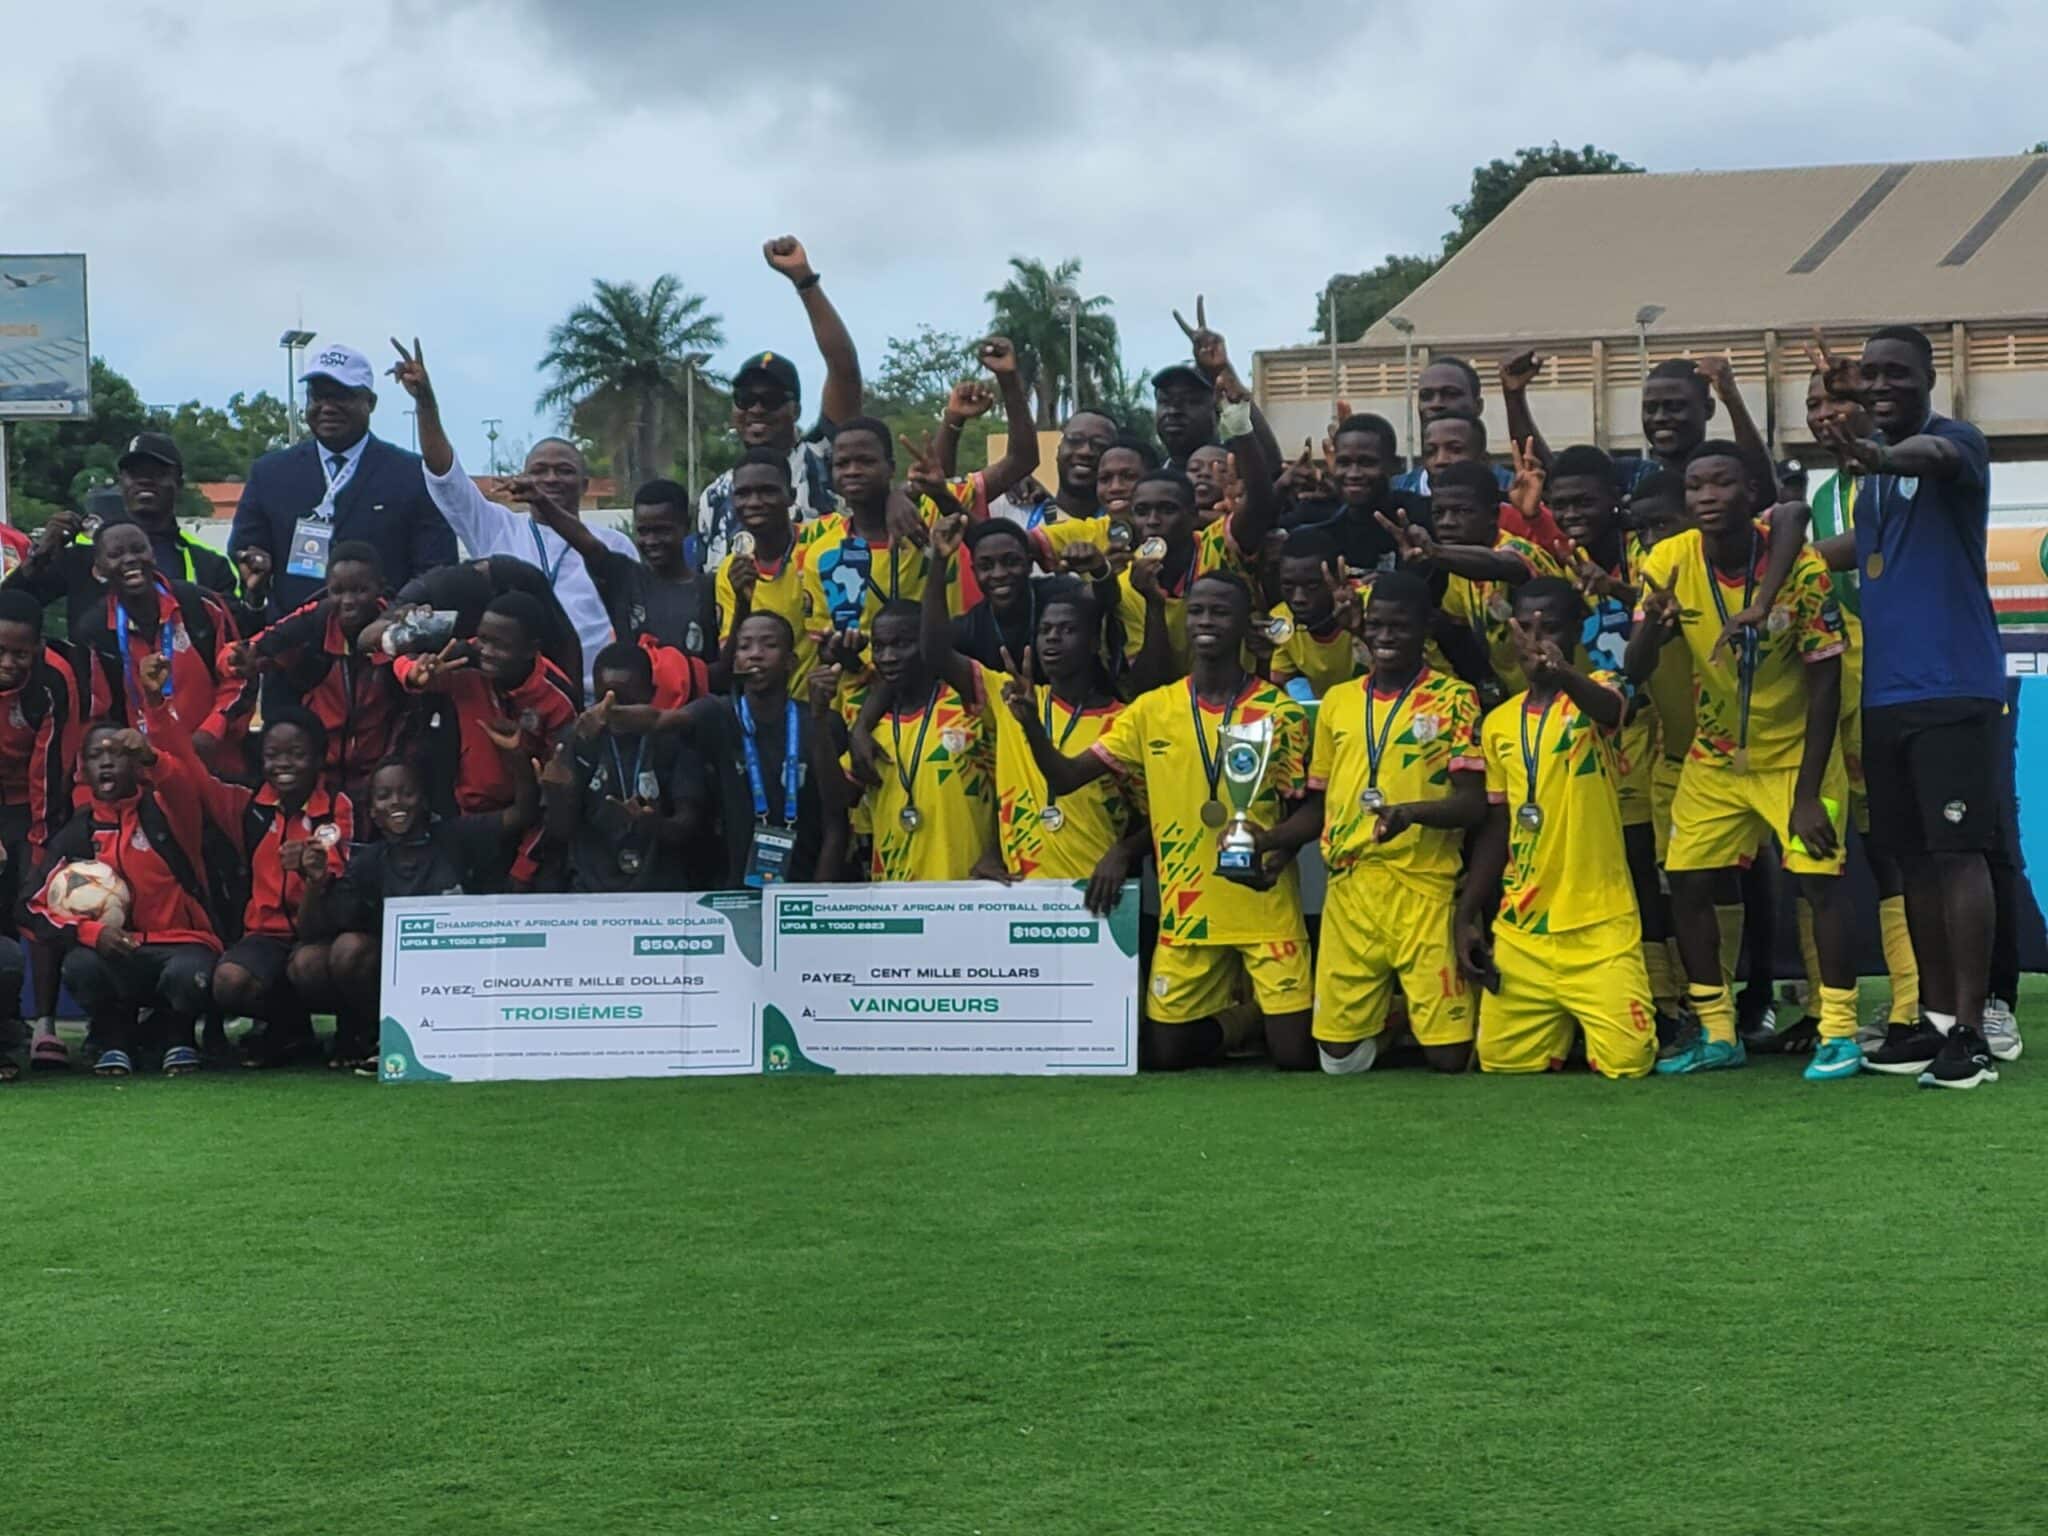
[
  {"x1": 899, "y1": 805, "x2": 922, "y2": 832},
  {"x1": 636, "y1": 770, "x2": 660, "y2": 802},
  {"x1": 1137, "y1": 536, "x2": 1168, "y2": 561},
  {"x1": 618, "y1": 847, "x2": 644, "y2": 874},
  {"x1": 1266, "y1": 615, "x2": 1296, "y2": 645},
  {"x1": 1039, "y1": 804, "x2": 1065, "y2": 832},
  {"x1": 1516, "y1": 802, "x2": 1545, "y2": 833},
  {"x1": 1360, "y1": 787, "x2": 1386, "y2": 811},
  {"x1": 731, "y1": 530, "x2": 756, "y2": 558},
  {"x1": 314, "y1": 823, "x2": 342, "y2": 849}
]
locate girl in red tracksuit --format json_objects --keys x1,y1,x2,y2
[
  {"x1": 29, "y1": 720, "x2": 222, "y2": 1078},
  {"x1": 150, "y1": 702, "x2": 355, "y2": 1069}
]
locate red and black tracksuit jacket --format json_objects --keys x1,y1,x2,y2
[
  {"x1": 642, "y1": 634, "x2": 711, "y2": 711},
  {"x1": 76, "y1": 581, "x2": 245, "y2": 745},
  {"x1": 28, "y1": 732, "x2": 222, "y2": 955},
  {"x1": 152, "y1": 710, "x2": 354, "y2": 941},
  {"x1": 394, "y1": 652, "x2": 578, "y2": 814},
  {"x1": 0, "y1": 646, "x2": 83, "y2": 849},
  {"x1": 247, "y1": 597, "x2": 401, "y2": 791}
]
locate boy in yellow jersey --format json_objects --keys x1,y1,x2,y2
[
  {"x1": 1382, "y1": 460, "x2": 1563, "y2": 707},
  {"x1": 1627, "y1": 441, "x2": 1860, "y2": 1081},
  {"x1": 916, "y1": 518, "x2": 1143, "y2": 907},
  {"x1": 1256, "y1": 571, "x2": 1486, "y2": 1072},
  {"x1": 1456, "y1": 579, "x2": 1656, "y2": 1079},
  {"x1": 715, "y1": 450, "x2": 818, "y2": 694},
  {"x1": 1266, "y1": 527, "x2": 1363, "y2": 701},
  {"x1": 1004, "y1": 571, "x2": 1314, "y2": 1070},
  {"x1": 1034, "y1": 400, "x2": 1281, "y2": 688},
  {"x1": 1547, "y1": 446, "x2": 1685, "y2": 1037},
  {"x1": 854, "y1": 600, "x2": 994, "y2": 882}
]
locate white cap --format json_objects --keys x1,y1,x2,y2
[{"x1": 301, "y1": 344, "x2": 376, "y2": 392}]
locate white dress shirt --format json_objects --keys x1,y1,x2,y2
[{"x1": 424, "y1": 449, "x2": 640, "y2": 689}]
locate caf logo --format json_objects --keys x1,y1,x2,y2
[
  {"x1": 1224, "y1": 744, "x2": 1260, "y2": 776},
  {"x1": 767, "y1": 1043, "x2": 791, "y2": 1071},
  {"x1": 382, "y1": 1054, "x2": 406, "y2": 1079}
]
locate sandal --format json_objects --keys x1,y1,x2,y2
[
  {"x1": 94, "y1": 1048, "x2": 134, "y2": 1078},
  {"x1": 31, "y1": 1034, "x2": 70, "y2": 1071},
  {"x1": 161, "y1": 1045, "x2": 202, "y2": 1077}
]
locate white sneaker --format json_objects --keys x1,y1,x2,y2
[{"x1": 1981, "y1": 997, "x2": 2022, "y2": 1063}]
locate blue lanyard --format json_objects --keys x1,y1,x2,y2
[
  {"x1": 606, "y1": 734, "x2": 648, "y2": 801},
  {"x1": 115, "y1": 589, "x2": 177, "y2": 707},
  {"x1": 740, "y1": 696, "x2": 801, "y2": 827},
  {"x1": 530, "y1": 523, "x2": 569, "y2": 587}
]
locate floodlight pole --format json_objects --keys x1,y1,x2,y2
[
  {"x1": 1388, "y1": 315, "x2": 1416, "y2": 460},
  {"x1": 685, "y1": 357, "x2": 697, "y2": 498},
  {"x1": 483, "y1": 418, "x2": 503, "y2": 476},
  {"x1": 1052, "y1": 285, "x2": 1081, "y2": 415},
  {"x1": 279, "y1": 329, "x2": 316, "y2": 444},
  {"x1": 1634, "y1": 303, "x2": 1665, "y2": 383},
  {"x1": 1327, "y1": 285, "x2": 1340, "y2": 422}
]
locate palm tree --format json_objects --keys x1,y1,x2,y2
[
  {"x1": 536, "y1": 276, "x2": 725, "y2": 492},
  {"x1": 985, "y1": 257, "x2": 1119, "y2": 429}
]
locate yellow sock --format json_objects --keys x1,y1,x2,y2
[
  {"x1": 1642, "y1": 942, "x2": 1679, "y2": 1014},
  {"x1": 1796, "y1": 899, "x2": 1823, "y2": 1010},
  {"x1": 1689, "y1": 983, "x2": 1737, "y2": 1045},
  {"x1": 1714, "y1": 904, "x2": 1745, "y2": 993},
  {"x1": 1878, "y1": 895, "x2": 1920, "y2": 1024},
  {"x1": 1818, "y1": 983, "x2": 1858, "y2": 1041}
]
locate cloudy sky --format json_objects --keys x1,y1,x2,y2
[{"x1": 3, "y1": 0, "x2": 2043, "y2": 470}]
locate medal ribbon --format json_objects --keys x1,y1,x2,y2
[
  {"x1": 1039, "y1": 685, "x2": 1087, "y2": 815},
  {"x1": 1187, "y1": 678, "x2": 1245, "y2": 810},
  {"x1": 1363, "y1": 672, "x2": 1422, "y2": 792},
  {"x1": 890, "y1": 682, "x2": 941, "y2": 823},
  {"x1": 1517, "y1": 693, "x2": 1559, "y2": 821}
]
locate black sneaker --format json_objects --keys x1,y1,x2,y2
[
  {"x1": 1918, "y1": 1025, "x2": 1998, "y2": 1091},
  {"x1": 1755, "y1": 1014, "x2": 1820, "y2": 1055},
  {"x1": 1656, "y1": 1009, "x2": 1700, "y2": 1061},
  {"x1": 1863, "y1": 1019, "x2": 1944, "y2": 1076}
]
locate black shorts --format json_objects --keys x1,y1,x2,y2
[
  {"x1": 1862, "y1": 698, "x2": 2003, "y2": 859},
  {"x1": 218, "y1": 935, "x2": 296, "y2": 994}
]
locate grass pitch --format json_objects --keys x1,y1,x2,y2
[{"x1": 10, "y1": 979, "x2": 2048, "y2": 1535}]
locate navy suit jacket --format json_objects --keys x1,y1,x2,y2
[{"x1": 230, "y1": 435, "x2": 457, "y2": 614}]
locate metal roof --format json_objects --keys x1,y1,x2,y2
[{"x1": 1357, "y1": 155, "x2": 2048, "y2": 347}]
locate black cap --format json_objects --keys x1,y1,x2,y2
[
  {"x1": 733, "y1": 351, "x2": 801, "y2": 404},
  {"x1": 118, "y1": 432, "x2": 183, "y2": 474},
  {"x1": 1150, "y1": 363, "x2": 1213, "y2": 394}
]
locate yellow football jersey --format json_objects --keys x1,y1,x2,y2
[
  {"x1": 972, "y1": 663, "x2": 1135, "y2": 880},
  {"x1": 1480, "y1": 671, "x2": 1638, "y2": 938},
  {"x1": 1627, "y1": 537, "x2": 1696, "y2": 759},
  {"x1": 1110, "y1": 519, "x2": 1252, "y2": 668},
  {"x1": 715, "y1": 542, "x2": 817, "y2": 691},
  {"x1": 1269, "y1": 604, "x2": 1359, "y2": 699},
  {"x1": 1311, "y1": 668, "x2": 1483, "y2": 885},
  {"x1": 1441, "y1": 531, "x2": 1565, "y2": 695},
  {"x1": 1634, "y1": 527, "x2": 1846, "y2": 772},
  {"x1": 1092, "y1": 677, "x2": 1309, "y2": 945},
  {"x1": 863, "y1": 681, "x2": 996, "y2": 882}
]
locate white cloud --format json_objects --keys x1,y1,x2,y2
[{"x1": 1, "y1": 0, "x2": 2042, "y2": 469}]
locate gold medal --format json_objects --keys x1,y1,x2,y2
[
  {"x1": 1138, "y1": 537, "x2": 1168, "y2": 561},
  {"x1": 1265, "y1": 615, "x2": 1295, "y2": 645},
  {"x1": 1865, "y1": 551, "x2": 1883, "y2": 580},
  {"x1": 1200, "y1": 799, "x2": 1229, "y2": 829},
  {"x1": 731, "y1": 530, "x2": 756, "y2": 558}
]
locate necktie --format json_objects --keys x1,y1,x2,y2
[{"x1": 329, "y1": 454, "x2": 347, "y2": 480}]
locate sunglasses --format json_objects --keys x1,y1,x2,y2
[{"x1": 734, "y1": 387, "x2": 789, "y2": 411}]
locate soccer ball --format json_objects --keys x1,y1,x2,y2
[{"x1": 42, "y1": 860, "x2": 131, "y2": 931}]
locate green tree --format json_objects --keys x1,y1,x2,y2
[
  {"x1": 536, "y1": 276, "x2": 726, "y2": 493},
  {"x1": 985, "y1": 258, "x2": 1119, "y2": 429},
  {"x1": 867, "y1": 326, "x2": 977, "y2": 418},
  {"x1": 150, "y1": 391, "x2": 293, "y2": 482},
  {"x1": 5, "y1": 357, "x2": 150, "y2": 530},
  {"x1": 1311, "y1": 143, "x2": 1641, "y2": 339},
  {"x1": 1314, "y1": 253, "x2": 1443, "y2": 345},
  {"x1": 1094, "y1": 355, "x2": 1160, "y2": 454},
  {"x1": 1446, "y1": 142, "x2": 1643, "y2": 255}
]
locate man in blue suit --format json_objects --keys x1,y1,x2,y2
[{"x1": 229, "y1": 343, "x2": 456, "y2": 616}]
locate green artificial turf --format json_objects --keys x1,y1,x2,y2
[{"x1": 9, "y1": 979, "x2": 2048, "y2": 1535}]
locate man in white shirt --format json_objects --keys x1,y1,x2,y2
[{"x1": 388, "y1": 340, "x2": 636, "y2": 690}]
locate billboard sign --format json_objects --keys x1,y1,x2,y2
[{"x1": 0, "y1": 255, "x2": 90, "y2": 419}]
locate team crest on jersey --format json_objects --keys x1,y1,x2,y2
[
  {"x1": 170, "y1": 625, "x2": 192, "y2": 654},
  {"x1": 941, "y1": 727, "x2": 968, "y2": 755},
  {"x1": 1412, "y1": 713, "x2": 1442, "y2": 744},
  {"x1": 686, "y1": 622, "x2": 705, "y2": 653},
  {"x1": 130, "y1": 828, "x2": 151, "y2": 852}
]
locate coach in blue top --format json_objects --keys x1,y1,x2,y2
[
  {"x1": 1815, "y1": 324, "x2": 2003, "y2": 1090},
  {"x1": 229, "y1": 343, "x2": 456, "y2": 616}
]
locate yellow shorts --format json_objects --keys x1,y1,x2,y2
[
  {"x1": 1313, "y1": 872, "x2": 1472, "y2": 1045},
  {"x1": 1651, "y1": 755, "x2": 1685, "y2": 863},
  {"x1": 1149, "y1": 934, "x2": 1311, "y2": 1024},
  {"x1": 1614, "y1": 716, "x2": 1655, "y2": 829},
  {"x1": 1477, "y1": 914, "x2": 1655, "y2": 1079},
  {"x1": 1665, "y1": 753, "x2": 1849, "y2": 876}
]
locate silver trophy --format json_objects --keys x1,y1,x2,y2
[{"x1": 1214, "y1": 716, "x2": 1274, "y2": 874}]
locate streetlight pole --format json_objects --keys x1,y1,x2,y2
[
  {"x1": 685, "y1": 356, "x2": 698, "y2": 498},
  {"x1": 1052, "y1": 284, "x2": 1081, "y2": 415},
  {"x1": 1634, "y1": 303, "x2": 1665, "y2": 383},
  {"x1": 278, "y1": 329, "x2": 316, "y2": 444},
  {"x1": 483, "y1": 418, "x2": 502, "y2": 475},
  {"x1": 1326, "y1": 283, "x2": 1340, "y2": 423},
  {"x1": 1387, "y1": 315, "x2": 1416, "y2": 461}
]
